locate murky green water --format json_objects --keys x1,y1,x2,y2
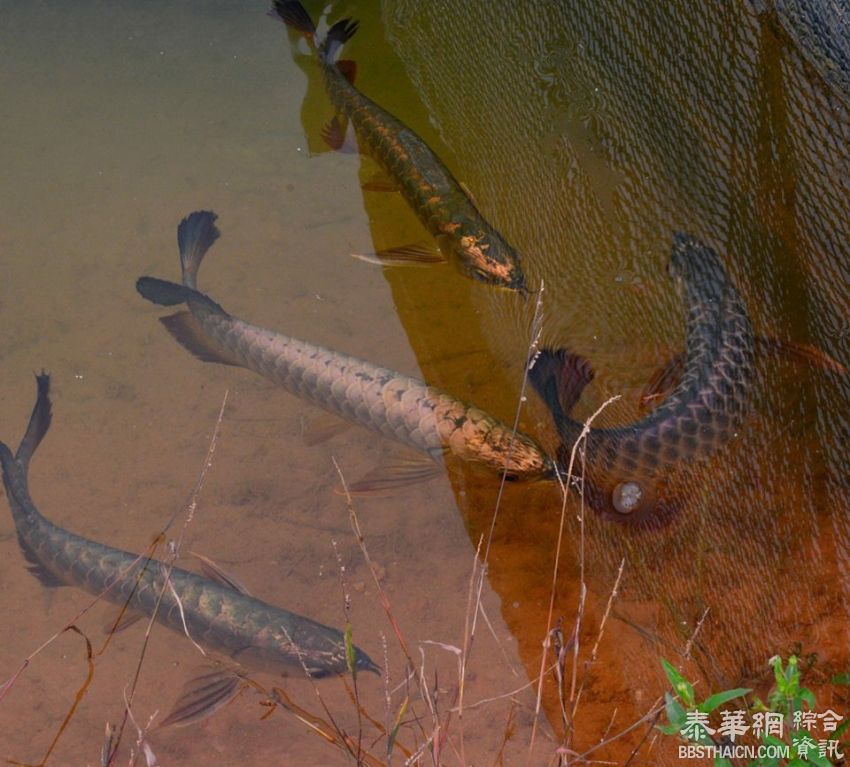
[{"x1": 1, "y1": 1, "x2": 849, "y2": 765}]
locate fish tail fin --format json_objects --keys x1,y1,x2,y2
[
  {"x1": 0, "y1": 373, "x2": 51, "y2": 481},
  {"x1": 136, "y1": 277, "x2": 228, "y2": 317},
  {"x1": 0, "y1": 375, "x2": 68, "y2": 589},
  {"x1": 270, "y1": 0, "x2": 318, "y2": 44},
  {"x1": 0, "y1": 376, "x2": 48, "y2": 517},
  {"x1": 528, "y1": 348, "x2": 595, "y2": 423},
  {"x1": 177, "y1": 210, "x2": 220, "y2": 290},
  {"x1": 269, "y1": 1, "x2": 358, "y2": 64},
  {"x1": 322, "y1": 18, "x2": 359, "y2": 63},
  {"x1": 15, "y1": 372, "x2": 52, "y2": 472}
]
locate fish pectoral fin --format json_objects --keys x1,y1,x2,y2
[
  {"x1": 300, "y1": 413, "x2": 352, "y2": 446},
  {"x1": 190, "y1": 551, "x2": 252, "y2": 596},
  {"x1": 320, "y1": 114, "x2": 359, "y2": 154},
  {"x1": 756, "y1": 334, "x2": 847, "y2": 375},
  {"x1": 360, "y1": 173, "x2": 399, "y2": 193},
  {"x1": 351, "y1": 242, "x2": 446, "y2": 267},
  {"x1": 158, "y1": 664, "x2": 246, "y2": 728},
  {"x1": 160, "y1": 311, "x2": 241, "y2": 367},
  {"x1": 341, "y1": 456, "x2": 442, "y2": 495},
  {"x1": 639, "y1": 352, "x2": 686, "y2": 412}
]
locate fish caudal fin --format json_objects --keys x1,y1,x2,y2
[
  {"x1": 0, "y1": 374, "x2": 65, "y2": 589},
  {"x1": 177, "y1": 210, "x2": 220, "y2": 290},
  {"x1": 528, "y1": 348, "x2": 595, "y2": 423},
  {"x1": 270, "y1": 0, "x2": 317, "y2": 41},
  {"x1": 15, "y1": 372, "x2": 52, "y2": 472},
  {"x1": 323, "y1": 19, "x2": 359, "y2": 62},
  {"x1": 136, "y1": 277, "x2": 229, "y2": 317}
]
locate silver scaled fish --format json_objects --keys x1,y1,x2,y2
[{"x1": 136, "y1": 211, "x2": 554, "y2": 488}]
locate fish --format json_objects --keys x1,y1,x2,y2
[
  {"x1": 529, "y1": 232, "x2": 756, "y2": 526},
  {"x1": 136, "y1": 211, "x2": 554, "y2": 488},
  {"x1": 269, "y1": 0, "x2": 527, "y2": 292},
  {"x1": 0, "y1": 374, "x2": 379, "y2": 726}
]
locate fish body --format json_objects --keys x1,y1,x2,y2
[
  {"x1": 0, "y1": 375, "x2": 378, "y2": 679},
  {"x1": 271, "y1": 0, "x2": 527, "y2": 291},
  {"x1": 137, "y1": 211, "x2": 553, "y2": 483},
  {"x1": 531, "y1": 233, "x2": 756, "y2": 525}
]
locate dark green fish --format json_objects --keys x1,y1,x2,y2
[
  {"x1": 270, "y1": 0, "x2": 527, "y2": 291},
  {"x1": 136, "y1": 211, "x2": 554, "y2": 486},
  {"x1": 0, "y1": 374, "x2": 378, "y2": 723},
  {"x1": 530, "y1": 233, "x2": 756, "y2": 526}
]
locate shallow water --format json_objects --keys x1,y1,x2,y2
[{"x1": 1, "y1": 1, "x2": 849, "y2": 765}]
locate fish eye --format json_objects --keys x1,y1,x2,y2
[{"x1": 612, "y1": 481, "x2": 642, "y2": 514}]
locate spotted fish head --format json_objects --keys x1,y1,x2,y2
[
  {"x1": 668, "y1": 232, "x2": 729, "y2": 301},
  {"x1": 453, "y1": 234, "x2": 527, "y2": 292}
]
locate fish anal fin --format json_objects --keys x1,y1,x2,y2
[
  {"x1": 300, "y1": 414, "x2": 352, "y2": 446},
  {"x1": 336, "y1": 59, "x2": 357, "y2": 84},
  {"x1": 17, "y1": 533, "x2": 64, "y2": 588},
  {"x1": 158, "y1": 665, "x2": 244, "y2": 728},
  {"x1": 639, "y1": 352, "x2": 686, "y2": 412},
  {"x1": 341, "y1": 457, "x2": 442, "y2": 496},
  {"x1": 351, "y1": 242, "x2": 446, "y2": 267},
  {"x1": 320, "y1": 115, "x2": 359, "y2": 154},
  {"x1": 160, "y1": 312, "x2": 240, "y2": 367},
  {"x1": 190, "y1": 552, "x2": 252, "y2": 596}
]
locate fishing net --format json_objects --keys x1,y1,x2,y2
[{"x1": 376, "y1": 0, "x2": 850, "y2": 743}]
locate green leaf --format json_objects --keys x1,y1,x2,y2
[
  {"x1": 386, "y1": 696, "x2": 408, "y2": 757},
  {"x1": 698, "y1": 687, "x2": 752, "y2": 714},
  {"x1": 661, "y1": 691, "x2": 686, "y2": 735},
  {"x1": 662, "y1": 658, "x2": 695, "y2": 708},
  {"x1": 800, "y1": 688, "x2": 816, "y2": 708},
  {"x1": 803, "y1": 753, "x2": 832, "y2": 767},
  {"x1": 713, "y1": 758, "x2": 734, "y2": 767},
  {"x1": 831, "y1": 673, "x2": 850, "y2": 686},
  {"x1": 344, "y1": 623, "x2": 357, "y2": 681}
]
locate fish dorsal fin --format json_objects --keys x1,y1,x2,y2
[
  {"x1": 191, "y1": 552, "x2": 252, "y2": 595},
  {"x1": 15, "y1": 372, "x2": 52, "y2": 471},
  {"x1": 159, "y1": 312, "x2": 241, "y2": 367},
  {"x1": 159, "y1": 664, "x2": 245, "y2": 728}
]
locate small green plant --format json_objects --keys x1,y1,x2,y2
[{"x1": 659, "y1": 655, "x2": 846, "y2": 766}]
